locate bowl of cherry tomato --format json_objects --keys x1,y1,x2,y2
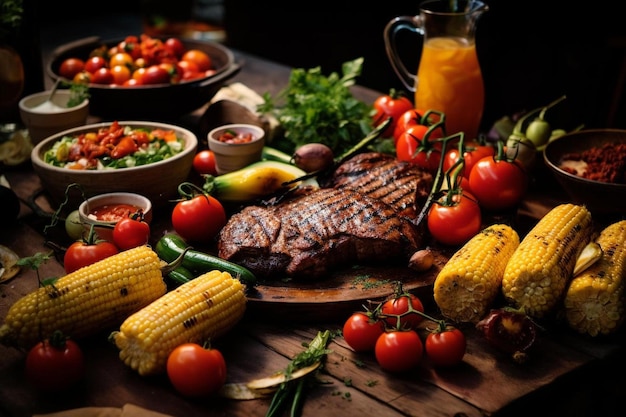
[
  {"x1": 46, "y1": 35, "x2": 240, "y2": 120},
  {"x1": 31, "y1": 120, "x2": 198, "y2": 209}
]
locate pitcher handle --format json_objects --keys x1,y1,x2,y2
[{"x1": 383, "y1": 15, "x2": 423, "y2": 92}]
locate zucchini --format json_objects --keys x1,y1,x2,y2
[
  {"x1": 262, "y1": 146, "x2": 293, "y2": 164},
  {"x1": 155, "y1": 234, "x2": 257, "y2": 285}
]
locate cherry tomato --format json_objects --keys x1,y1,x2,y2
[
  {"x1": 167, "y1": 343, "x2": 227, "y2": 397},
  {"x1": 73, "y1": 70, "x2": 92, "y2": 84},
  {"x1": 110, "y1": 65, "x2": 132, "y2": 85},
  {"x1": 395, "y1": 124, "x2": 442, "y2": 173},
  {"x1": 84, "y1": 55, "x2": 107, "y2": 74},
  {"x1": 58, "y1": 58, "x2": 85, "y2": 80},
  {"x1": 468, "y1": 156, "x2": 528, "y2": 211},
  {"x1": 193, "y1": 150, "x2": 218, "y2": 176},
  {"x1": 109, "y1": 52, "x2": 134, "y2": 69},
  {"x1": 443, "y1": 140, "x2": 496, "y2": 178},
  {"x1": 375, "y1": 330, "x2": 423, "y2": 372},
  {"x1": 381, "y1": 293, "x2": 425, "y2": 330},
  {"x1": 182, "y1": 49, "x2": 212, "y2": 72},
  {"x1": 63, "y1": 239, "x2": 119, "y2": 274},
  {"x1": 427, "y1": 191, "x2": 482, "y2": 246},
  {"x1": 113, "y1": 215, "x2": 150, "y2": 250},
  {"x1": 393, "y1": 108, "x2": 444, "y2": 143},
  {"x1": 140, "y1": 65, "x2": 170, "y2": 85},
  {"x1": 172, "y1": 194, "x2": 227, "y2": 243},
  {"x1": 425, "y1": 326, "x2": 466, "y2": 367},
  {"x1": 90, "y1": 67, "x2": 115, "y2": 85},
  {"x1": 342, "y1": 312, "x2": 385, "y2": 352},
  {"x1": 373, "y1": 90, "x2": 414, "y2": 138},
  {"x1": 25, "y1": 333, "x2": 85, "y2": 392},
  {"x1": 164, "y1": 37, "x2": 185, "y2": 58}
]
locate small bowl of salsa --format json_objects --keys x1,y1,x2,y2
[
  {"x1": 78, "y1": 192, "x2": 152, "y2": 242},
  {"x1": 208, "y1": 123, "x2": 265, "y2": 174}
]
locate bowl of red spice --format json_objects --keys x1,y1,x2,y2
[
  {"x1": 543, "y1": 129, "x2": 626, "y2": 215},
  {"x1": 208, "y1": 123, "x2": 266, "y2": 174}
]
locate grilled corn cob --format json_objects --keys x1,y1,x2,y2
[
  {"x1": 113, "y1": 269, "x2": 246, "y2": 376},
  {"x1": 434, "y1": 224, "x2": 520, "y2": 323},
  {"x1": 564, "y1": 220, "x2": 626, "y2": 336},
  {"x1": 502, "y1": 203, "x2": 593, "y2": 318},
  {"x1": 0, "y1": 245, "x2": 167, "y2": 350}
]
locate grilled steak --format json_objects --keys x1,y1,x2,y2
[
  {"x1": 218, "y1": 187, "x2": 424, "y2": 280},
  {"x1": 322, "y1": 152, "x2": 433, "y2": 219}
]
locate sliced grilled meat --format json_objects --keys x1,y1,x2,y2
[
  {"x1": 218, "y1": 187, "x2": 423, "y2": 280},
  {"x1": 323, "y1": 152, "x2": 433, "y2": 219}
]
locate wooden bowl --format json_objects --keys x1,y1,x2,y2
[
  {"x1": 31, "y1": 121, "x2": 197, "y2": 209},
  {"x1": 543, "y1": 129, "x2": 626, "y2": 216},
  {"x1": 45, "y1": 36, "x2": 241, "y2": 120}
]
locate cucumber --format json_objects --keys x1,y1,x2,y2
[
  {"x1": 155, "y1": 234, "x2": 257, "y2": 285},
  {"x1": 262, "y1": 146, "x2": 293, "y2": 164},
  {"x1": 166, "y1": 266, "x2": 195, "y2": 286}
]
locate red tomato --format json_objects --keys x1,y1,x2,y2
[
  {"x1": 63, "y1": 240, "x2": 119, "y2": 274},
  {"x1": 113, "y1": 216, "x2": 150, "y2": 250},
  {"x1": 193, "y1": 150, "x2": 218, "y2": 176},
  {"x1": 427, "y1": 191, "x2": 482, "y2": 246},
  {"x1": 171, "y1": 194, "x2": 227, "y2": 243},
  {"x1": 182, "y1": 49, "x2": 212, "y2": 72},
  {"x1": 58, "y1": 58, "x2": 85, "y2": 80},
  {"x1": 84, "y1": 55, "x2": 107, "y2": 74},
  {"x1": 90, "y1": 67, "x2": 115, "y2": 85},
  {"x1": 25, "y1": 335, "x2": 85, "y2": 392},
  {"x1": 395, "y1": 124, "x2": 442, "y2": 173},
  {"x1": 393, "y1": 108, "x2": 444, "y2": 143},
  {"x1": 140, "y1": 65, "x2": 171, "y2": 85},
  {"x1": 167, "y1": 343, "x2": 227, "y2": 397},
  {"x1": 373, "y1": 91, "x2": 414, "y2": 138},
  {"x1": 342, "y1": 312, "x2": 385, "y2": 352},
  {"x1": 164, "y1": 37, "x2": 185, "y2": 58},
  {"x1": 468, "y1": 156, "x2": 528, "y2": 211},
  {"x1": 381, "y1": 293, "x2": 425, "y2": 330},
  {"x1": 375, "y1": 330, "x2": 423, "y2": 372},
  {"x1": 443, "y1": 140, "x2": 496, "y2": 178},
  {"x1": 425, "y1": 327, "x2": 466, "y2": 367}
]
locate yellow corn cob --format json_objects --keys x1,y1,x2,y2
[
  {"x1": 502, "y1": 203, "x2": 593, "y2": 318},
  {"x1": 0, "y1": 245, "x2": 166, "y2": 350},
  {"x1": 434, "y1": 224, "x2": 520, "y2": 323},
  {"x1": 113, "y1": 269, "x2": 246, "y2": 376},
  {"x1": 564, "y1": 220, "x2": 626, "y2": 336}
]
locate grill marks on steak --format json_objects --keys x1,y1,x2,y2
[
  {"x1": 324, "y1": 152, "x2": 433, "y2": 219},
  {"x1": 218, "y1": 187, "x2": 423, "y2": 280}
]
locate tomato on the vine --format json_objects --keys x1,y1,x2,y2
[
  {"x1": 427, "y1": 191, "x2": 482, "y2": 246},
  {"x1": 372, "y1": 90, "x2": 414, "y2": 138},
  {"x1": 343, "y1": 311, "x2": 385, "y2": 352},
  {"x1": 425, "y1": 326, "x2": 466, "y2": 367},
  {"x1": 375, "y1": 330, "x2": 423, "y2": 372},
  {"x1": 113, "y1": 213, "x2": 151, "y2": 250},
  {"x1": 64, "y1": 232, "x2": 119, "y2": 274},
  {"x1": 381, "y1": 293, "x2": 425, "y2": 330},
  {"x1": 172, "y1": 184, "x2": 227, "y2": 243},
  {"x1": 193, "y1": 150, "x2": 218, "y2": 176},
  {"x1": 443, "y1": 140, "x2": 495, "y2": 178},
  {"x1": 25, "y1": 332, "x2": 85, "y2": 392},
  {"x1": 468, "y1": 155, "x2": 528, "y2": 212},
  {"x1": 395, "y1": 124, "x2": 443, "y2": 173},
  {"x1": 167, "y1": 343, "x2": 227, "y2": 397}
]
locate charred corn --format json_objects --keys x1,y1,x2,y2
[
  {"x1": 564, "y1": 220, "x2": 626, "y2": 336},
  {"x1": 113, "y1": 269, "x2": 246, "y2": 376},
  {"x1": 434, "y1": 224, "x2": 520, "y2": 323},
  {"x1": 0, "y1": 246, "x2": 166, "y2": 350},
  {"x1": 502, "y1": 203, "x2": 593, "y2": 318},
  {"x1": 202, "y1": 160, "x2": 314, "y2": 202}
]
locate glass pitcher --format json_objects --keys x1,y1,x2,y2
[{"x1": 384, "y1": 0, "x2": 489, "y2": 139}]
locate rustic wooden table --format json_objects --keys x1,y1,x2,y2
[{"x1": 1, "y1": 46, "x2": 625, "y2": 417}]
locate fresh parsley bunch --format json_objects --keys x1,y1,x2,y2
[{"x1": 258, "y1": 58, "x2": 373, "y2": 156}]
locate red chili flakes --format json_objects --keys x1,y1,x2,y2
[{"x1": 561, "y1": 143, "x2": 626, "y2": 184}]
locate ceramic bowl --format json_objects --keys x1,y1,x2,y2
[
  {"x1": 543, "y1": 129, "x2": 626, "y2": 216},
  {"x1": 31, "y1": 121, "x2": 197, "y2": 209},
  {"x1": 208, "y1": 123, "x2": 265, "y2": 174},
  {"x1": 19, "y1": 89, "x2": 89, "y2": 144},
  {"x1": 78, "y1": 192, "x2": 152, "y2": 242},
  {"x1": 45, "y1": 36, "x2": 240, "y2": 120}
]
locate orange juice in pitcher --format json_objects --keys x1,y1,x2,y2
[
  {"x1": 414, "y1": 36, "x2": 484, "y2": 139},
  {"x1": 384, "y1": 0, "x2": 489, "y2": 140}
]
